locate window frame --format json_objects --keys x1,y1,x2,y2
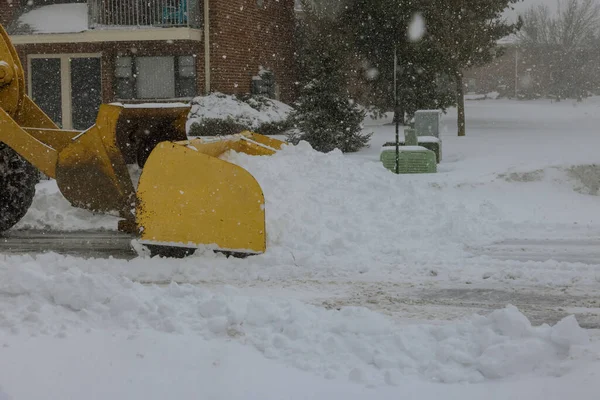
[
  {"x1": 27, "y1": 53, "x2": 103, "y2": 130},
  {"x1": 114, "y1": 55, "x2": 198, "y2": 101}
]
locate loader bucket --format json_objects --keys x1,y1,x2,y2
[
  {"x1": 135, "y1": 133, "x2": 285, "y2": 256},
  {"x1": 0, "y1": 22, "x2": 287, "y2": 257},
  {"x1": 53, "y1": 104, "x2": 285, "y2": 256},
  {"x1": 111, "y1": 104, "x2": 189, "y2": 166},
  {"x1": 54, "y1": 104, "x2": 190, "y2": 217}
]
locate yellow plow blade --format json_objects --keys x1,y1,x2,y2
[
  {"x1": 135, "y1": 133, "x2": 285, "y2": 255},
  {"x1": 0, "y1": 21, "x2": 285, "y2": 257}
]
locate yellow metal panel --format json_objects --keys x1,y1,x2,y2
[
  {"x1": 182, "y1": 132, "x2": 286, "y2": 158},
  {"x1": 136, "y1": 141, "x2": 267, "y2": 254},
  {"x1": 16, "y1": 95, "x2": 60, "y2": 130},
  {"x1": 183, "y1": 137, "x2": 245, "y2": 157},
  {"x1": 55, "y1": 107, "x2": 136, "y2": 217},
  {"x1": 0, "y1": 107, "x2": 58, "y2": 178},
  {"x1": 240, "y1": 131, "x2": 287, "y2": 153},
  {"x1": 0, "y1": 20, "x2": 286, "y2": 255},
  {"x1": 0, "y1": 25, "x2": 24, "y2": 116},
  {"x1": 26, "y1": 128, "x2": 80, "y2": 153}
]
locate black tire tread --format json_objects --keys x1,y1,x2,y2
[{"x1": 0, "y1": 143, "x2": 39, "y2": 232}]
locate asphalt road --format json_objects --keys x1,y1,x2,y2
[
  {"x1": 0, "y1": 229, "x2": 138, "y2": 259},
  {"x1": 1, "y1": 229, "x2": 598, "y2": 263},
  {"x1": 478, "y1": 238, "x2": 600, "y2": 265}
]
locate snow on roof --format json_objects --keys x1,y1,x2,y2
[
  {"x1": 16, "y1": 4, "x2": 89, "y2": 34},
  {"x1": 109, "y1": 102, "x2": 191, "y2": 109},
  {"x1": 380, "y1": 145, "x2": 431, "y2": 153}
]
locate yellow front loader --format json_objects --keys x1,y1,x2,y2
[{"x1": 0, "y1": 25, "x2": 286, "y2": 257}]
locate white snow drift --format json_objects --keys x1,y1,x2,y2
[
  {"x1": 2, "y1": 97, "x2": 599, "y2": 399},
  {"x1": 0, "y1": 259, "x2": 593, "y2": 386},
  {"x1": 15, "y1": 180, "x2": 117, "y2": 231}
]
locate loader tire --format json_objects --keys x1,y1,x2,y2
[{"x1": 0, "y1": 143, "x2": 39, "y2": 232}]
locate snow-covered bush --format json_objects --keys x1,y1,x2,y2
[
  {"x1": 287, "y1": 81, "x2": 372, "y2": 153},
  {"x1": 187, "y1": 92, "x2": 293, "y2": 137},
  {"x1": 188, "y1": 117, "x2": 248, "y2": 138}
]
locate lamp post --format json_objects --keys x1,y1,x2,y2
[
  {"x1": 394, "y1": 46, "x2": 400, "y2": 174},
  {"x1": 514, "y1": 46, "x2": 518, "y2": 98}
]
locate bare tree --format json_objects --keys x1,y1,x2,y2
[{"x1": 519, "y1": 0, "x2": 600, "y2": 99}]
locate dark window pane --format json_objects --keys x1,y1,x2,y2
[
  {"x1": 116, "y1": 78, "x2": 135, "y2": 99},
  {"x1": 176, "y1": 77, "x2": 196, "y2": 97},
  {"x1": 176, "y1": 55, "x2": 197, "y2": 97},
  {"x1": 71, "y1": 57, "x2": 102, "y2": 130},
  {"x1": 115, "y1": 56, "x2": 132, "y2": 78},
  {"x1": 31, "y1": 58, "x2": 62, "y2": 126},
  {"x1": 178, "y1": 55, "x2": 196, "y2": 77}
]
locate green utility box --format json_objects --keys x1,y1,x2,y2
[
  {"x1": 415, "y1": 110, "x2": 441, "y2": 138},
  {"x1": 404, "y1": 128, "x2": 418, "y2": 146},
  {"x1": 384, "y1": 136, "x2": 442, "y2": 164},
  {"x1": 380, "y1": 146, "x2": 437, "y2": 174}
]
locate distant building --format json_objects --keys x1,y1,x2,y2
[
  {"x1": 462, "y1": 35, "x2": 532, "y2": 98},
  {"x1": 0, "y1": 0, "x2": 296, "y2": 130},
  {"x1": 463, "y1": 34, "x2": 600, "y2": 99}
]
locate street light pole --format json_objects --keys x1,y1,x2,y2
[
  {"x1": 394, "y1": 46, "x2": 400, "y2": 174},
  {"x1": 514, "y1": 47, "x2": 518, "y2": 98}
]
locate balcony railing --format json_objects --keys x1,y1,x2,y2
[{"x1": 88, "y1": 0, "x2": 201, "y2": 29}]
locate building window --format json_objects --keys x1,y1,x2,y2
[
  {"x1": 115, "y1": 55, "x2": 197, "y2": 100},
  {"x1": 177, "y1": 56, "x2": 197, "y2": 98},
  {"x1": 115, "y1": 56, "x2": 134, "y2": 99},
  {"x1": 252, "y1": 68, "x2": 276, "y2": 98},
  {"x1": 29, "y1": 54, "x2": 102, "y2": 130}
]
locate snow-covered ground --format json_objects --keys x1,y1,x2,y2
[{"x1": 2, "y1": 98, "x2": 600, "y2": 399}]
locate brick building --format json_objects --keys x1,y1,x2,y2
[
  {"x1": 0, "y1": 0, "x2": 296, "y2": 130},
  {"x1": 462, "y1": 40, "x2": 544, "y2": 98}
]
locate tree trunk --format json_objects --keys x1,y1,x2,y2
[
  {"x1": 456, "y1": 72, "x2": 466, "y2": 137},
  {"x1": 400, "y1": 104, "x2": 406, "y2": 125},
  {"x1": 393, "y1": 99, "x2": 405, "y2": 125}
]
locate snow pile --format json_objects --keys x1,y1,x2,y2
[
  {"x1": 9, "y1": 136, "x2": 507, "y2": 279},
  {"x1": 187, "y1": 92, "x2": 292, "y2": 132},
  {"x1": 192, "y1": 297, "x2": 592, "y2": 384},
  {"x1": 15, "y1": 130, "x2": 507, "y2": 274},
  {"x1": 0, "y1": 260, "x2": 593, "y2": 386},
  {"x1": 16, "y1": 4, "x2": 88, "y2": 34},
  {"x1": 223, "y1": 141, "x2": 505, "y2": 269},
  {"x1": 15, "y1": 180, "x2": 118, "y2": 231},
  {"x1": 0, "y1": 98, "x2": 599, "y2": 398},
  {"x1": 11, "y1": 98, "x2": 600, "y2": 286},
  {"x1": 498, "y1": 164, "x2": 600, "y2": 198}
]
